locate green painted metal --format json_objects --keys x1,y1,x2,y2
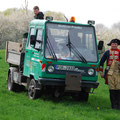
[{"x1": 23, "y1": 19, "x2": 99, "y2": 82}]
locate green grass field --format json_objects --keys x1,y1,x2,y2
[{"x1": 0, "y1": 50, "x2": 120, "y2": 120}]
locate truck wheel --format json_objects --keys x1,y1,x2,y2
[
  {"x1": 79, "y1": 91, "x2": 89, "y2": 102},
  {"x1": 28, "y1": 79, "x2": 39, "y2": 99},
  {"x1": 7, "y1": 72, "x2": 17, "y2": 91},
  {"x1": 72, "y1": 91, "x2": 89, "y2": 102},
  {"x1": 53, "y1": 87, "x2": 64, "y2": 99}
]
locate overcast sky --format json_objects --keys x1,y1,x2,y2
[{"x1": 0, "y1": 0, "x2": 120, "y2": 28}]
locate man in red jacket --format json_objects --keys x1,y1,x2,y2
[{"x1": 99, "y1": 39, "x2": 120, "y2": 109}]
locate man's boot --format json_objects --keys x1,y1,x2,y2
[
  {"x1": 114, "y1": 90, "x2": 119, "y2": 109},
  {"x1": 109, "y1": 90, "x2": 117, "y2": 109},
  {"x1": 117, "y1": 90, "x2": 120, "y2": 110}
]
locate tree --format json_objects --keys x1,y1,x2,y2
[
  {"x1": 96, "y1": 24, "x2": 120, "y2": 50},
  {"x1": 112, "y1": 22, "x2": 120, "y2": 31},
  {"x1": 44, "y1": 11, "x2": 67, "y2": 21},
  {"x1": 22, "y1": 0, "x2": 28, "y2": 15},
  {"x1": 0, "y1": 9, "x2": 33, "y2": 49}
]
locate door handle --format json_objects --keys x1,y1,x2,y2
[
  {"x1": 26, "y1": 51, "x2": 28, "y2": 53},
  {"x1": 31, "y1": 52, "x2": 34, "y2": 54}
]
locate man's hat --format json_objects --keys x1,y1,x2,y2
[{"x1": 107, "y1": 38, "x2": 120, "y2": 46}]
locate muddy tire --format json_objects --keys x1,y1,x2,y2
[
  {"x1": 7, "y1": 72, "x2": 17, "y2": 91},
  {"x1": 72, "y1": 91, "x2": 89, "y2": 102},
  {"x1": 28, "y1": 79, "x2": 40, "y2": 99}
]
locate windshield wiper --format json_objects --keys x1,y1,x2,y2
[
  {"x1": 66, "y1": 33, "x2": 72, "y2": 57},
  {"x1": 46, "y1": 35, "x2": 57, "y2": 60},
  {"x1": 71, "y1": 43, "x2": 87, "y2": 63},
  {"x1": 66, "y1": 33, "x2": 87, "y2": 63}
]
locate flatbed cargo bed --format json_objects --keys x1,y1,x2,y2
[{"x1": 6, "y1": 41, "x2": 24, "y2": 66}]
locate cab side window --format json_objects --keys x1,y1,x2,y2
[
  {"x1": 28, "y1": 28, "x2": 35, "y2": 47},
  {"x1": 34, "y1": 29, "x2": 43, "y2": 50}
]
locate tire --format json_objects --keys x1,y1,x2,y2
[
  {"x1": 7, "y1": 72, "x2": 17, "y2": 92},
  {"x1": 53, "y1": 87, "x2": 64, "y2": 99},
  {"x1": 28, "y1": 79, "x2": 40, "y2": 99},
  {"x1": 72, "y1": 91, "x2": 89, "y2": 102},
  {"x1": 79, "y1": 91, "x2": 89, "y2": 102}
]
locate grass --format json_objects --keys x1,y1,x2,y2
[{"x1": 0, "y1": 50, "x2": 120, "y2": 120}]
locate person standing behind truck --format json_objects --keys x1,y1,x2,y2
[
  {"x1": 99, "y1": 39, "x2": 120, "y2": 110},
  {"x1": 33, "y1": 6, "x2": 44, "y2": 19},
  {"x1": 98, "y1": 40, "x2": 105, "y2": 59}
]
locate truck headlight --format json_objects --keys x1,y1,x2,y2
[
  {"x1": 48, "y1": 66, "x2": 54, "y2": 73},
  {"x1": 88, "y1": 68, "x2": 94, "y2": 75}
]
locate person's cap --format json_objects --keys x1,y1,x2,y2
[{"x1": 107, "y1": 38, "x2": 120, "y2": 46}]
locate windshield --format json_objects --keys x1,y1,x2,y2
[{"x1": 45, "y1": 23, "x2": 98, "y2": 62}]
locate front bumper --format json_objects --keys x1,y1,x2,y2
[{"x1": 38, "y1": 78, "x2": 99, "y2": 89}]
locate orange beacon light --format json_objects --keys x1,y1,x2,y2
[{"x1": 70, "y1": 16, "x2": 75, "y2": 22}]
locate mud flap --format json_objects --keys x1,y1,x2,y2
[{"x1": 65, "y1": 73, "x2": 81, "y2": 91}]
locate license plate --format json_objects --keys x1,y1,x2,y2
[{"x1": 55, "y1": 65, "x2": 75, "y2": 71}]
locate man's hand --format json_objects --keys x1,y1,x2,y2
[{"x1": 100, "y1": 72, "x2": 104, "y2": 78}]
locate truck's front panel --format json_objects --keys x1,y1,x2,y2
[
  {"x1": 39, "y1": 22, "x2": 99, "y2": 83},
  {"x1": 24, "y1": 20, "x2": 99, "y2": 89}
]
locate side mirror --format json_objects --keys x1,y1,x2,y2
[
  {"x1": 23, "y1": 33, "x2": 28, "y2": 39},
  {"x1": 98, "y1": 40, "x2": 104, "y2": 50},
  {"x1": 30, "y1": 35, "x2": 36, "y2": 46},
  {"x1": 88, "y1": 20, "x2": 95, "y2": 25},
  {"x1": 46, "y1": 16, "x2": 53, "y2": 21}
]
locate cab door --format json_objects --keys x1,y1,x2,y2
[
  {"x1": 30, "y1": 28, "x2": 43, "y2": 80},
  {"x1": 23, "y1": 27, "x2": 35, "y2": 77}
]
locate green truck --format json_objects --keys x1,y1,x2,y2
[{"x1": 6, "y1": 17, "x2": 100, "y2": 100}]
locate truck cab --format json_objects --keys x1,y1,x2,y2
[{"x1": 6, "y1": 18, "x2": 99, "y2": 100}]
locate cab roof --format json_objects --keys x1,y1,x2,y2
[
  {"x1": 30, "y1": 19, "x2": 46, "y2": 26},
  {"x1": 30, "y1": 19, "x2": 93, "y2": 27}
]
